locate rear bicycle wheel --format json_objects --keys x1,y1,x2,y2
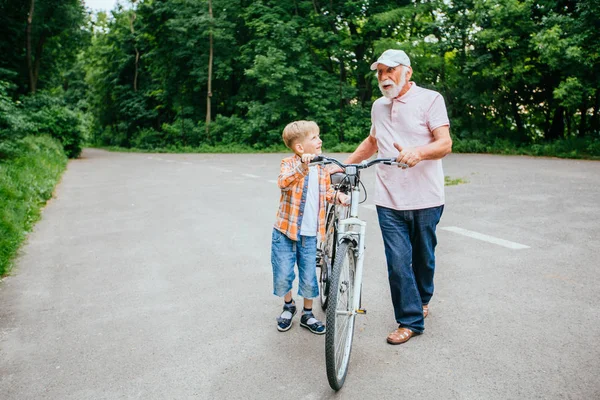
[
  {"x1": 325, "y1": 240, "x2": 357, "y2": 391},
  {"x1": 319, "y1": 205, "x2": 337, "y2": 309}
]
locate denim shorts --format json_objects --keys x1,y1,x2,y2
[{"x1": 271, "y1": 228, "x2": 319, "y2": 298}]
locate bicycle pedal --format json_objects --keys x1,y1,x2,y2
[{"x1": 357, "y1": 308, "x2": 367, "y2": 314}]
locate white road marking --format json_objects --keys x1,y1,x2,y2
[
  {"x1": 268, "y1": 180, "x2": 278, "y2": 184},
  {"x1": 362, "y1": 204, "x2": 377, "y2": 211},
  {"x1": 243, "y1": 173, "x2": 260, "y2": 179},
  {"x1": 441, "y1": 226, "x2": 530, "y2": 249}
]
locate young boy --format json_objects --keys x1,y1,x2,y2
[{"x1": 271, "y1": 120, "x2": 349, "y2": 334}]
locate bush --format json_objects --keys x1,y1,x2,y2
[
  {"x1": 209, "y1": 115, "x2": 246, "y2": 145},
  {"x1": 131, "y1": 128, "x2": 167, "y2": 150},
  {"x1": 30, "y1": 105, "x2": 84, "y2": 158},
  {"x1": 19, "y1": 92, "x2": 84, "y2": 158},
  {"x1": 0, "y1": 81, "x2": 35, "y2": 160}
]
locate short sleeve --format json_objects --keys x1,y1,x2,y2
[
  {"x1": 427, "y1": 94, "x2": 450, "y2": 132},
  {"x1": 370, "y1": 124, "x2": 376, "y2": 138}
]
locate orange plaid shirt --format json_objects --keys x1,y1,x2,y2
[{"x1": 274, "y1": 155, "x2": 335, "y2": 242}]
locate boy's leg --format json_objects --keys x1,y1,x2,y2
[
  {"x1": 297, "y1": 235, "x2": 325, "y2": 335},
  {"x1": 271, "y1": 229, "x2": 298, "y2": 332},
  {"x1": 271, "y1": 229, "x2": 296, "y2": 297},
  {"x1": 303, "y1": 298, "x2": 313, "y2": 309}
]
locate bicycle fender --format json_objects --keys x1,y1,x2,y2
[{"x1": 338, "y1": 236, "x2": 358, "y2": 249}]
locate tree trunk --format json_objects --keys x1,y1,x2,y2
[
  {"x1": 578, "y1": 94, "x2": 588, "y2": 137},
  {"x1": 338, "y1": 60, "x2": 345, "y2": 142},
  {"x1": 348, "y1": 22, "x2": 368, "y2": 106},
  {"x1": 32, "y1": 34, "x2": 46, "y2": 94},
  {"x1": 547, "y1": 106, "x2": 565, "y2": 141},
  {"x1": 205, "y1": 0, "x2": 213, "y2": 138},
  {"x1": 510, "y1": 97, "x2": 524, "y2": 142},
  {"x1": 26, "y1": 0, "x2": 36, "y2": 93},
  {"x1": 591, "y1": 88, "x2": 600, "y2": 135},
  {"x1": 128, "y1": 1, "x2": 139, "y2": 92}
]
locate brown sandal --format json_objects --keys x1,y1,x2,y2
[
  {"x1": 423, "y1": 304, "x2": 429, "y2": 318},
  {"x1": 387, "y1": 327, "x2": 417, "y2": 345}
]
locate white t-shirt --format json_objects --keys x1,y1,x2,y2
[
  {"x1": 300, "y1": 166, "x2": 319, "y2": 236},
  {"x1": 370, "y1": 82, "x2": 450, "y2": 210}
]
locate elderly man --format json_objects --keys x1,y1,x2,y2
[{"x1": 343, "y1": 49, "x2": 452, "y2": 344}]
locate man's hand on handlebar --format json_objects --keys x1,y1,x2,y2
[
  {"x1": 325, "y1": 164, "x2": 343, "y2": 174},
  {"x1": 393, "y1": 142, "x2": 421, "y2": 168}
]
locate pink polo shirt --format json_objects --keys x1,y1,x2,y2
[{"x1": 370, "y1": 82, "x2": 450, "y2": 211}]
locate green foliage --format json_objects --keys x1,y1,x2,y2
[
  {"x1": 0, "y1": 82, "x2": 33, "y2": 159},
  {"x1": 4, "y1": 0, "x2": 600, "y2": 159},
  {"x1": 0, "y1": 135, "x2": 67, "y2": 276},
  {"x1": 20, "y1": 93, "x2": 84, "y2": 158},
  {"x1": 81, "y1": 0, "x2": 600, "y2": 153}
]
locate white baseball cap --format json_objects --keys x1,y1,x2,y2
[{"x1": 370, "y1": 49, "x2": 411, "y2": 70}]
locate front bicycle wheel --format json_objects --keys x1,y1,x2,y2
[
  {"x1": 325, "y1": 240, "x2": 357, "y2": 391},
  {"x1": 319, "y1": 205, "x2": 337, "y2": 309}
]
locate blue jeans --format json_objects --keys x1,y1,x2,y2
[
  {"x1": 271, "y1": 229, "x2": 319, "y2": 299},
  {"x1": 376, "y1": 205, "x2": 444, "y2": 333}
]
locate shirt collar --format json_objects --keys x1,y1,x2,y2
[{"x1": 394, "y1": 82, "x2": 417, "y2": 103}]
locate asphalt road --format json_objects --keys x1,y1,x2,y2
[{"x1": 1, "y1": 149, "x2": 599, "y2": 399}]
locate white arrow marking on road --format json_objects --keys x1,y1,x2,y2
[
  {"x1": 243, "y1": 173, "x2": 260, "y2": 178},
  {"x1": 441, "y1": 226, "x2": 530, "y2": 249},
  {"x1": 268, "y1": 180, "x2": 278, "y2": 184}
]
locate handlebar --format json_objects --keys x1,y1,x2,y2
[{"x1": 310, "y1": 155, "x2": 408, "y2": 170}]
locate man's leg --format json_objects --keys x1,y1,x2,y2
[
  {"x1": 376, "y1": 206, "x2": 424, "y2": 334},
  {"x1": 412, "y1": 205, "x2": 444, "y2": 307}
]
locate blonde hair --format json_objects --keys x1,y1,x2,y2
[{"x1": 282, "y1": 120, "x2": 319, "y2": 150}]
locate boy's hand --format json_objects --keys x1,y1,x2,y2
[
  {"x1": 301, "y1": 153, "x2": 316, "y2": 164},
  {"x1": 336, "y1": 193, "x2": 350, "y2": 206}
]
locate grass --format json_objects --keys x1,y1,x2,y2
[
  {"x1": 0, "y1": 135, "x2": 67, "y2": 276},
  {"x1": 93, "y1": 136, "x2": 600, "y2": 159},
  {"x1": 452, "y1": 137, "x2": 600, "y2": 160},
  {"x1": 445, "y1": 176, "x2": 468, "y2": 186}
]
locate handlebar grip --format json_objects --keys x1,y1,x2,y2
[{"x1": 311, "y1": 156, "x2": 324, "y2": 162}]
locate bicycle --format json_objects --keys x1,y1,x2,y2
[
  {"x1": 312, "y1": 155, "x2": 408, "y2": 391},
  {"x1": 316, "y1": 172, "x2": 349, "y2": 310}
]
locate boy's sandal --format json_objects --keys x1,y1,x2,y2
[
  {"x1": 423, "y1": 304, "x2": 429, "y2": 318},
  {"x1": 387, "y1": 327, "x2": 418, "y2": 345},
  {"x1": 300, "y1": 314, "x2": 326, "y2": 335},
  {"x1": 277, "y1": 302, "x2": 297, "y2": 332}
]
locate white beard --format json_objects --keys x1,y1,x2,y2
[{"x1": 378, "y1": 71, "x2": 407, "y2": 99}]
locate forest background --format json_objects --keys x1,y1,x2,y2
[{"x1": 0, "y1": 0, "x2": 599, "y2": 274}]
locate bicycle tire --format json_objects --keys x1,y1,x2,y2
[
  {"x1": 319, "y1": 205, "x2": 337, "y2": 309},
  {"x1": 325, "y1": 240, "x2": 357, "y2": 391}
]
